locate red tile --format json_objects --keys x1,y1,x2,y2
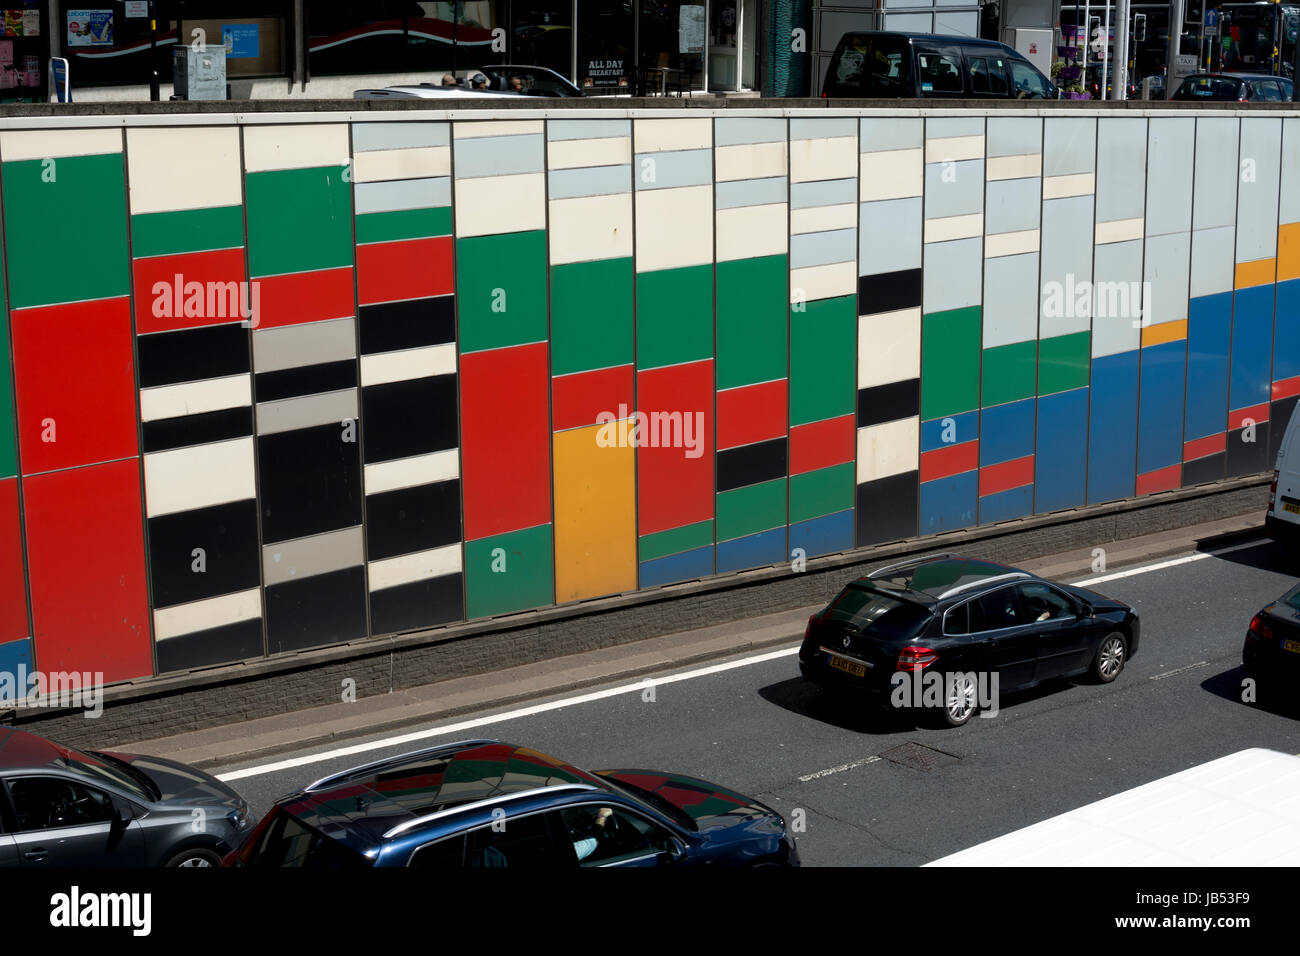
[
  {"x1": 716, "y1": 380, "x2": 787, "y2": 451},
  {"x1": 132, "y1": 248, "x2": 250, "y2": 334},
  {"x1": 789, "y1": 415, "x2": 855, "y2": 475},
  {"x1": 1136, "y1": 464, "x2": 1181, "y2": 496},
  {"x1": 460, "y1": 343, "x2": 551, "y2": 540},
  {"x1": 979, "y1": 455, "x2": 1035, "y2": 497},
  {"x1": 357, "y1": 236, "x2": 454, "y2": 305},
  {"x1": 11, "y1": 297, "x2": 139, "y2": 474},
  {"x1": 24, "y1": 459, "x2": 151, "y2": 682},
  {"x1": 1183, "y1": 432, "x2": 1226, "y2": 461},
  {"x1": 0, "y1": 478, "x2": 28, "y2": 644},
  {"x1": 552, "y1": 365, "x2": 634, "y2": 432},
  {"x1": 637, "y1": 360, "x2": 714, "y2": 537},
  {"x1": 1274, "y1": 375, "x2": 1300, "y2": 401},
  {"x1": 1229, "y1": 403, "x2": 1270, "y2": 431},
  {"x1": 920, "y1": 440, "x2": 979, "y2": 483},
  {"x1": 253, "y1": 266, "x2": 355, "y2": 329}
]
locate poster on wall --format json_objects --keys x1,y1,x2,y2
[
  {"x1": 222, "y1": 23, "x2": 259, "y2": 59},
  {"x1": 4, "y1": 10, "x2": 23, "y2": 35},
  {"x1": 22, "y1": 9, "x2": 38, "y2": 34},
  {"x1": 67, "y1": 10, "x2": 113, "y2": 47},
  {"x1": 679, "y1": 5, "x2": 705, "y2": 54}
]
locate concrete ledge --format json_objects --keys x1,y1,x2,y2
[{"x1": 3, "y1": 473, "x2": 1268, "y2": 749}]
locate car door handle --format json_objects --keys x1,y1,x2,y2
[{"x1": 23, "y1": 847, "x2": 47, "y2": 861}]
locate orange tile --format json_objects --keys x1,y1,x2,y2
[
  {"x1": 1235, "y1": 257, "x2": 1276, "y2": 290},
  {"x1": 1141, "y1": 318, "x2": 1187, "y2": 348},
  {"x1": 1279, "y1": 223, "x2": 1300, "y2": 282}
]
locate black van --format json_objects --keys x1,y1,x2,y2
[{"x1": 823, "y1": 32, "x2": 1059, "y2": 99}]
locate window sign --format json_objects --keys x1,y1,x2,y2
[
  {"x1": 223, "y1": 24, "x2": 259, "y2": 59},
  {"x1": 679, "y1": 5, "x2": 705, "y2": 54},
  {"x1": 67, "y1": 10, "x2": 114, "y2": 47},
  {"x1": 125, "y1": 1, "x2": 149, "y2": 17}
]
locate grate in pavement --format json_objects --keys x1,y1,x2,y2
[{"x1": 877, "y1": 742, "x2": 960, "y2": 772}]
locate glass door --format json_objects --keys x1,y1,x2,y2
[{"x1": 709, "y1": 0, "x2": 737, "y2": 90}]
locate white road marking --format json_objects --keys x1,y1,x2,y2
[
  {"x1": 798, "y1": 756, "x2": 882, "y2": 782},
  {"x1": 1149, "y1": 661, "x2": 1209, "y2": 681},
  {"x1": 219, "y1": 537, "x2": 1270, "y2": 782}
]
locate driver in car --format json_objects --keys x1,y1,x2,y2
[{"x1": 571, "y1": 806, "x2": 614, "y2": 862}]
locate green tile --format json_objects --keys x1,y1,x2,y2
[
  {"x1": 717, "y1": 255, "x2": 788, "y2": 390},
  {"x1": 790, "y1": 295, "x2": 855, "y2": 427},
  {"x1": 790, "y1": 463, "x2": 854, "y2": 524},
  {"x1": 636, "y1": 264, "x2": 713, "y2": 370},
  {"x1": 551, "y1": 257, "x2": 633, "y2": 376},
  {"x1": 465, "y1": 525, "x2": 554, "y2": 618},
  {"x1": 921, "y1": 306, "x2": 981, "y2": 420},
  {"x1": 638, "y1": 520, "x2": 714, "y2": 563},
  {"x1": 981, "y1": 339, "x2": 1037, "y2": 407},
  {"x1": 457, "y1": 231, "x2": 548, "y2": 353},
  {"x1": 1038, "y1": 331, "x2": 1092, "y2": 395},
  {"x1": 245, "y1": 165, "x2": 354, "y2": 277},
  {"x1": 131, "y1": 205, "x2": 245, "y2": 258},
  {"x1": 3, "y1": 154, "x2": 128, "y2": 309},
  {"x1": 354, "y1": 206, "x2": 452, "y2": 245},
  {"x1": 716, "y1": 479, "x2": 786, "y2": 542}
]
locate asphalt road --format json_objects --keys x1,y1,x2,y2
[{"x1": 215, "y1": 537, "x2": 1300, "y2": 866}]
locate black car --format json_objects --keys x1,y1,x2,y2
[
  {"x1": 228, "y1": 739, "x2": 798, "y2": 868},
  {"x1": 1243, "y1": 582, "x2": 1300, "y2": 697},
  {"x1": 0, "y1": 728, "x2": 251, "y2": 866},
  {"x1": 1172, "y1": 72, "x2": 1295, "y2": 102},
  {"x1": 822, "y1": 31, "x2": 1058, "y2": 99},
  {"x1": 799, "y1": 554, "x2": 1140, "y2": 726}
]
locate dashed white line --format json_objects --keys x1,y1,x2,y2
[
  {"x1": 1149, "y1": 661, "x2": 1209, "y2": 681},
  {"x1": 798, "y1": 756, "x2": 882, "y2": 782}
]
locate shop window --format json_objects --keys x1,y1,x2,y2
[
  {"x1": 308, "y1": 2, "x2": 503, "y2": 78},
  {"x1": 59, "y1": 1, "x2": 173, "y2": 89},
  {"x1": 1, "y1": 3, "x2": 47, "y2": 100},
  {"x1": 639, "y1": 0, "x2": 705, "y2": 92}
]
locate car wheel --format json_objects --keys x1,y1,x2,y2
[
  {"x1": 1091, "y1": 633, "x2": 1126, "y2": 683},
  {"x1": 166, "y1": 847, "x2": 221, "y2": 868},
  {"x1": 942, "y1": 672, "x2": 979, "y2": 727}
]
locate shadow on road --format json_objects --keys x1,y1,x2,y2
[
  {"x1": 1201, "y1": 664, "x2": 1300, "y2": 720},
  {"x1": 1198, "y1": 535, "x2": 1300, "y2": 576}
]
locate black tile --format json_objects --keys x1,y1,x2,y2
[
  {"x1": 716, "y1": 437, "x2": 787, "y2": 493},
  {"x1": 265, "y1": 565, "x2": 369, "y2": 653},
  {"x1": 369, "y1": 572, "x2": 464, "y2": 636},
  {"x1": 361, "y1": 374, "x2": 459, "y2": 464},
  {"x1": 1271, "y1": 397, "x2": 1299, "y2": 465},
  {"x1": 147, "y1": 499, "x2": 261, "y2": 608},
  {"x1": 155, "y1": 617, "x2": 265, "y2": 673},
  {"x1": 255, "y1": 359, "x2": 357, "y2": 402},
  {"x1": 1182, "y1": 452, "x2": 1225, "y2": 487},
  {"x1": 856, "y1": 471, "x2": 919, "y2": 546},
  {"x1": 137, "y1": 322, "x2": 249, "y2": 388},
  {"x1": 359, "y1": 295, "x2": 455, "y2": 354},
  {"x1": 1227, "y1": 422, "x2": 1270, "y2": 477},
  {"x1": 858, "y1": 378, "x2": 920, "y2": 428},
  {"x1": 258, "y1": 424, "x2": 364, "y2": 543},
  {"x1": 857, "y1": 268, "x2": 922, "y2": 316},
  {"x1": 365, "y1": 479, "x2": 462, "y2": 560},
  {"x1": 142, "y1": 406, "x2": 253, "y2": 453}
]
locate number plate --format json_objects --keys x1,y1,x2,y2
[
  {"x1": 827, "y1": 655, "x2": 866, "y2": 678},
  {"x1": 1283, "y1": 639, "x2": 1300, "y2": 654},
  {"x1": 1284, "y1": 501, "x2": 1300, "y2": 515}
]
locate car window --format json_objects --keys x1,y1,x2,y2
[
  {"x1": 968, "y1": 56, "x2": 1009, "y2": 95},
  {"x1": 945, "y1": 602, "x2": 971, "y2": 635},
  {"x1": 7, "y1": 777, "x2": 115, "y2": 831},
  {"x1": 561, "y1": 805, "x2": 673, "y2": 866},
  {"x1": 969, "y1": 587, "x2": 1025, "y2": 632},
  {"x1": 465, "y1": 811, "x2": 562, "y2": 867},
  {"x1": 1008, "y1": 60, "x2": 1051, "y2": 98},
  {"x1": 1175, "y1": 76, "x2": 1245, "y2": 100},
  {"x1": 245, "y1": 809, "x2": 369, "y2": 868},
  {"x1": 827, "y1": 34, "x2": 908, "y2": 96},
  {"x1": 1256, "y1": 79, "x2": 1283, "y2": 101},
  {"x1": 409, "y1": 834, "x2": 466, "y2": 868},
  {"x1": 917, "y1": 52, "x2": 964, "y2": 94},
  {"x1": 824, "y1": 585, "x2": 930, "y2": 638},
  {"x1": 1017, "y1": 583, "x2": 1075, "y2": 623}
]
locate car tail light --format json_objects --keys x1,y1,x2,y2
[
  {"x1": 896, "y1": 646, "x2": 938, "y2": 672},
  {"x1": 1249, "y1": 614, "x2": 1274, "y2": 640},
  {"x1": 1269, "y1": 470, "x2": 1279, "y2": 510}
]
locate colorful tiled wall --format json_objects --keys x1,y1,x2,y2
[{"x1": 0, "y1": 110, "x2": 1296, "y2": 684}]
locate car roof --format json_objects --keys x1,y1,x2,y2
[
  {"x1": 852, "y1": 555, "x2": 1032, "y2": 607},
  {"x1": 840, "y1": 31, "x2": 1024, "y2": 53},
  {"x1": 278, "y1": 739, "x2": 613, "y2": 854},
  {"x1": 0, "y1": 727, "x2": 68, "y2": 771}
]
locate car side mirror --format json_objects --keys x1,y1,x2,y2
[
  {"x1": 665, "y1": 839, "x2": 687, "y2": 864},
  {"x1": 111, "y1": 806, "x2": 131, "y2": 830}
]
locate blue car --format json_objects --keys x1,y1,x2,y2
[{"x1": 227, "y1": 739, "x2": 799, "y2": 868}]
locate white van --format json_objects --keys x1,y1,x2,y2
[
  {"x1": 926, "y1": 749, "x2": 1300, "y2": 865},
  {"x1": 1267, "y1": 407, "x2": 1300, "y2": 543}
]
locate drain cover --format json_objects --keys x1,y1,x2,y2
[{"x1": 878, "y1": 742, "x2": 960, "y2": 772}]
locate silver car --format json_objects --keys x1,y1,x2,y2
[{"x1": 0, "y1": 728, "x2": 250, "y2": 867}]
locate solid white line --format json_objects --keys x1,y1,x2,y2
[
  {"x1": 798, "y1": 756, "x2": 881, "y2": 782},
  {"x1": 219, "y1": 536, "x2": 1269, "y2": 782},
  {"x1": 216, "y1": 646, "x2": 799, "y2": 782}
]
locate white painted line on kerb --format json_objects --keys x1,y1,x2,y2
[
  {"x1": 217, "y1": 646, "x2": 799, "y2": 782},
  {"x1": 218, "y1": 536, "x2": 1269, "y2": 782}
]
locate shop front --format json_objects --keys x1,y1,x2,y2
[{"x1": 0, "y1": 2, "x2": 49, "y2": 103}]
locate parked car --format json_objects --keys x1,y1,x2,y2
[
  {"x1": 226, "y1": 739, "x2": 798, "y2": 868},
  {"x1": 1266, "y1": 401, "x2": 1300, "y2": 544},
  {"x1": 1172, "y1": 72, "x2": 1295, "y2": 102},
  {"x1": 476, "y1": 64, "x2": 583, "y2": 96},
  {"x1": 822, "y1": 31, "x2": 1058, "y2": 99},
  {"x1": 798, "y1": 554, "x2": 1140, "y2": 726},
  {"x1": 1243, "y1": 582, "x2": 1300, "y2": 695},
  {"x1": 0, "y1": 728, "x2": 251, "y2": 867}
]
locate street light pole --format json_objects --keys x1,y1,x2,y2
[
  {"x1": 1113, "y1": 0, "x2": 1130, "y2": 98},
  {"x1": 1168, "y1": 0, "x2": 1186, "y2": 99}
]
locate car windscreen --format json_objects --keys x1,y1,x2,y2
[
  {"x1": 1174, "y1": 77, "x2": 1243, "y2": 100},
  {"x1": 824, "y1": 585, "x2": 930, "y2": 638},
  {"x1": 244, "y1": 807, "x2": 371, "y2": 868}
]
